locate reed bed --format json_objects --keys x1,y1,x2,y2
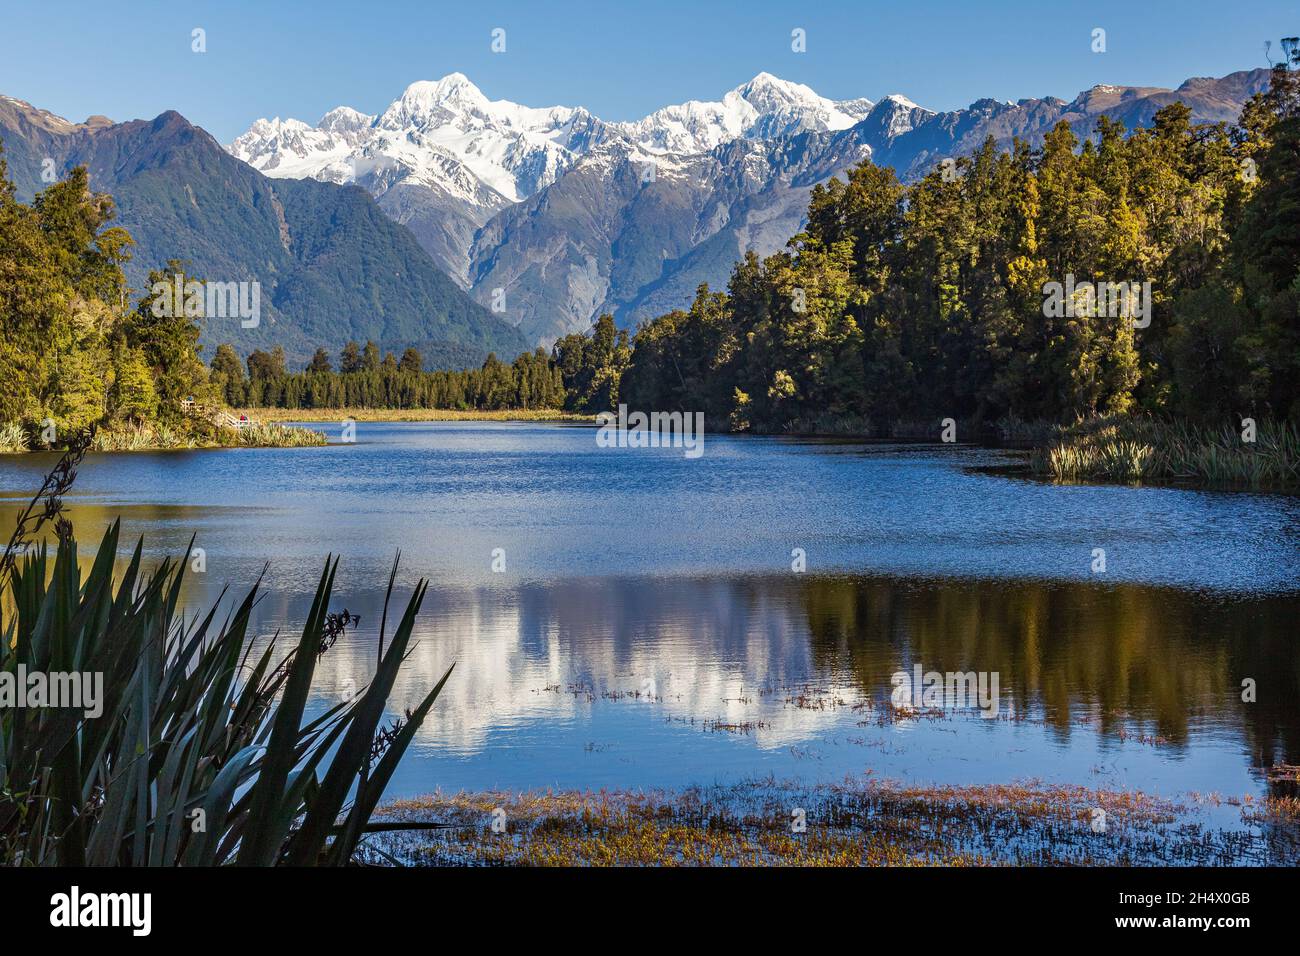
[
  {"x1": 781, "y1": 413, "x2": 875, "y2": 437},
  {"x1": 91, "y1": 422, "x2": 197, "y2": 452},
  {"x1": 0, "y1": 423, "x2": 28, "y2": 454},
  {"x1": 231, "y1": 422, "x2": 328, "y2": 447},
  {"x1": 84, "y1": 420, "x2": 325, "y2": 451},
  {"x1": 1031, "y1": 415, "x2": 1300, "y2": 489}
]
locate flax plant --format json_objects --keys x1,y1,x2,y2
[{"x1": 0, "y1": 441, "x2": 450, "y2": 865}]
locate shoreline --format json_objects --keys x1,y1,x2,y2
[
  {"x1": 241, "y1": 407, "x2": 594, "y2": 424},
  {"x1": 260, "y1": 410, "x2": 1300, "y2": 492},
  {"x1": 0, "y1": 419, "x2": 327, "y2": 455}
]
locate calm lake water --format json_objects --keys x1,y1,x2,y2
[{"x1": 2, "y1": 422, "x2": 1298, "y2": 820}]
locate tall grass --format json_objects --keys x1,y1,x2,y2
[
  {"x1": 1032, "y1": 415, "x2": 1300, "y2": 489},
  {"x1": 0, "y1": 439, "x2": 451, "y2": 866},
  {"x1": 231, "y1": 422, "x2": 328, "y2": 447},
  {"x1": 0, "y1": 423, "x2": 28, "y2": 455},
  {"x1": 782, "y1": 413, "x2": 875, "y2": 436},
  {"x1": 92, "y1": 422, "x2": 196, "y2": 452},
  {"x1": 85, "y1": 420, "x2": 325, "y2": 451}
]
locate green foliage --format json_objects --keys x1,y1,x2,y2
[
  {"x1": 399, "y1": 347, "x2": 422, "y2": 374},
  {"x1": 0, "y1": 518, "x2": 450, "y2": 866},
  {"x1": 0, "y1": 151, "x2": 220, "y2": 443},
  {"x1": 208, "y1": 342, "x2": 247, "y2": 406},
  {"x1": 233, "y1": 422, "x2": 328, "y2": 447},
  {"x1": 552, "y1": 314, "x2": 632, "y2": 413},
  {"x1": 90, "y1": 422, "x2": 190, "y2": 452},
  {"x1": 236, "y1": 341, "x2": 566, "y2": 412},
  {"x1": 1033, "y1": 415, "x2": 1300, "y2": 488},
  {"x1": 0, "y1": 422, "x2": 27, "y2": 454},
  {"x1": 308, "y1": 347, "x2": 333, "y2": 373},
  {"x1": 611, "y1": 66, "x2": 1300, "y2": 436}
]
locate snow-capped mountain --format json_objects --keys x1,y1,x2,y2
[
  {"x1": 229, "y1": 71, "x2": 876, "y2": 212},
  {"x1": 608, "y1": 72, "x2": 868, "y2": 154},
  {"x1": 232, "y1": 113, "x2": 370, "y2": 181},
  {"x1": 227, "y1": 71, "x2": 887, "y2": 291},
  {"x1": 229, "y1": 72, "x2": 606, "y2": 206},
  {"x1": 0, "y1": 96, "x2": 528, "y2": 367},
  {"x1": 225, "y1": 68, "x2": 1270, "y2": 347}
]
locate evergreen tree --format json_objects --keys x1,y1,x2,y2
[
  {"x1": 340, "y1": 340, "x2": 362, "y2": 373},
  {"x1": 399, "y1": 347, "x2": 423, "y2": 373},
  {"x1": 308, "y1": 347, "x2": 332, "y2": 372}
]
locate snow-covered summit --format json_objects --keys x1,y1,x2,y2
[{"x1": 227, "y1": 72, "x2": 901, "y2": 207}]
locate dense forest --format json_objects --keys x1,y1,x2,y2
[
  {"x1": 614, "y1": 62, "x2": 1300, "y2": 435},
  {"x1": 212, "y1": 340, "x2": 565, "y2": 411},
  {"x1": 0, "y1": 148, "x2": 324, "y2": 451}
]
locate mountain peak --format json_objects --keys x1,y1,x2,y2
[
  {"x1": 319, "y1": 106, "x2": 373, "y2": 132},
  {"x1": 380, "y1": 73, "x2": 491, "y2": 128},
  {"x1": 860, "y1": 94, "x2": 931, "y2": 139},
  {"x1": 731, "y1": 72, "x2": 823, "y2": 110},
  {"x1": 403, "y1": 73, "x2": 485, "y2": 105},
  {"x1": 739, "y1": 71, "x2": 792, "y2": 90},
  {"x1": 0, "y1": 94, "x2": 83, "y2": 135},
  {"x1": 880, "y1": 93, "x2": 924, "y2": 111}
]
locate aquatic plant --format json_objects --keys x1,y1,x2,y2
[
  {"x1": 92, "y1": 422, "x2": 196, "y2": 452},
  {"x1": 82, "y1": 420, "x2": 325, "y2": 452},
  {"x1": 782, "y1": 413, "x2": 875, "y2": 436}
]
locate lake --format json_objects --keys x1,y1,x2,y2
[{"x1": 2, "y1": 421, "x2": 1298, "y2": 825}]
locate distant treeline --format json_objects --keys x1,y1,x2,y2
[
  {"x1": 223, "y1": 311, "x2": 636, "y2": 414},
  {"x1": 216, "y1": 341, "x2": 567, "y2": 410}
]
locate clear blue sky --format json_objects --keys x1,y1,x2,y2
[{"x1": 1, "y1": 0, "x2": 1294, "y2": 142}]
